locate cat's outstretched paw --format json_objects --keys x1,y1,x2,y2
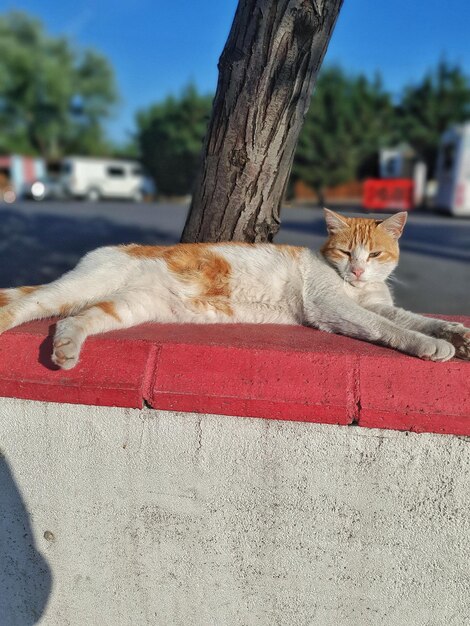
[
  {"x1": 442, "y1": 325, "x2": 470, "y2": 361},
  {"x1": 52, "y1": 336, "x2": 80, "y2": 370},
  {"x1": 417, "y1": 337, "x2": 455, "y2": 362}
]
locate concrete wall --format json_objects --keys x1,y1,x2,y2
[{"x1": 1, "y1": 397, "x2": 469, "y2": 626}]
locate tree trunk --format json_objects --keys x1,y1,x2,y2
[{"x1": 181, "y1": 0, "x2": 344, "y2": 243}]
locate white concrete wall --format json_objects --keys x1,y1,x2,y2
[{"x1": 0, "y1": 397, "x2": 469, "y2": 626}]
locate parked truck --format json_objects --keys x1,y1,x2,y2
[
  {"x1": 435, "y1": 123, "x2": 470, "y2": 216},
  {"x1": 60, "y1": 157, "x2": 150, "y2": 202}
]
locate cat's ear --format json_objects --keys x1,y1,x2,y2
[
  {"x1": 323, "y1": 208, "x2": 349, "y2": 235},
  {"x1": 377, "y1": 212, "x2": 408, "y2": 239}
]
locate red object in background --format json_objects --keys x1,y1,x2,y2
[{"x1": 363, "y1": 178, "x2": 414, "y2": 210}]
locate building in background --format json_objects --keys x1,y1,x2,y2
[{"x1": 0, "y1": 155, "x2": 45, "y2": 202}]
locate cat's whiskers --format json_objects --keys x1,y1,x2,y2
[{"x1": 387, "y1": 274, "x2": 408, "y2": 287}]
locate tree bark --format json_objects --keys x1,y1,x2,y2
[{"x1": 181, "y1": 0, "x2": 344, "y2": 243}]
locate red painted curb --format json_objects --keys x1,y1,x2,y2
[
  {"x1": 0, "y1": 317, "x2": 468, "y2": 435},
  {"x1": 359, "y1": 354, "x2": 470, "y2": 435},
  {"x1": 0, "y1": 321, "x2": 157, "y2": 409},
  {"x1": 149, "y1": 341, "x2": 357, "y2": 424}
]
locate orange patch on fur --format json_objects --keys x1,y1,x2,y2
[
  {"x1": 0, "y1": 309, "x2": 14, "y2": 331},
  {"x1": 19, "y1": 286, "x2": 40, "y2": 295},
  {"x1": 164, "y1": 245, "x2": 233, "y2": 316},
  {"x1": 122, "y1": 243, "x2": 234, "y2": 316},
  {"x1": 121, "y1": 244, "x2": 166, "y2": 259},
  {"x1": 122, "y1": 241, "x2": 306, "y2": 316},
  {"x1": 0, "y1": 290, "x2": 9, "y2": 307},
  {"x1": 277, "y1": 245, "x2": 302, "y2": 260},
  {"x1": 191, "y1": 297, "x2": 234, "y2": 317},
  {"x1": 94, "y1": 301, "x2": 122, "y2": 322},
  {"x1": 59, "y1": 303, "x2": 74, "y2": 317}
]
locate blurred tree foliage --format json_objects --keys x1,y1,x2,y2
[
  {"x1": 0, "y1": 10, "x2": 468, "y2": 198},
  {"x1": 135, "y1": 85, "x2": 212, "y2": 195},
  {"x1": 395, "y1": 61, "x2": 470, "y2": 176},
  {"x1": 292, "y1": 67, "x2": 394, "y2": 202},
  {"x1": 138, "y1": 63, "x2": 470, "y2": 198},
  {"x1": 0, "y1": 12, "x2": 118, "y2": 160}
]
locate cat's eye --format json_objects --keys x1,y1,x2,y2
[
  {"x1": 368, "y1": 251, "x2": 381, "y2": 258},
  {"x1": 338, "y1": 249, "x2": 351, "y2": 257}
]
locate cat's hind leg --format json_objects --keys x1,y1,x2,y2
[
  {"x1": 52, "y1": 291, "x2": 168, "y2": 369},
  {"x1": 0, "y1": 285, "x2": 44, "y2": 306},
  {"x1": 0, "y1": 283, "x2": 84, "y2": 333},
  {"x1": 0, "y1": 246, "x2": 134, "y2": 333}
]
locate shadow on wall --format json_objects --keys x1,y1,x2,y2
[
  {"x1": 0, "y1": 455, "x2": 52, "y2": 624},
  {"x1": 0, "y1": 209, "x2": 177, "y2": 287}
]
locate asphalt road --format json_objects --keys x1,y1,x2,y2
[{"x1": 1, "y1": 200, "x2": 468, "y2": 315}]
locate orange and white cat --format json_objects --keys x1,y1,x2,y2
[{"x1": 0, "y1": 208, "x2": 468, "y2": 370}]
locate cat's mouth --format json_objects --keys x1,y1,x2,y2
[{"x1": 347, "y1": 276, "x2": 367, "y2": 286}]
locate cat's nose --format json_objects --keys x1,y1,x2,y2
[{"x1": 352, "y1": 268, "x2": 364, "y2": 278}]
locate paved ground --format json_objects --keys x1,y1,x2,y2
[{"x1": 1, "y1": 200, "x2": 468, "y2": 314}]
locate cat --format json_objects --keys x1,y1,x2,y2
[{"x1": 0, "y1": 208, "x2": 468, "y2": 370}]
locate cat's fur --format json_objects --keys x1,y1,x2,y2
[{"x1": 0, "y1": 208, "x2": 468, "y2": 370}]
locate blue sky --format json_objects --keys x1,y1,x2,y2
[{"x1": 2, "y1": 0, "x2": 470, "y2": 143}]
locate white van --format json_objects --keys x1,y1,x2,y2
[
  {"x1": 61, "y1": 157, "x2": 149, "y2": 202},
  {"x1": 435, "y1": 123, "x2": 470, "y2": 216}
]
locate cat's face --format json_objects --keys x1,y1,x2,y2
[{"x1": 321, "y1": 209, "x2": 407, "y2": 285}]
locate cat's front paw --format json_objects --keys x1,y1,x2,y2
[
  {"x1": 416, "y1": 337, "x2": 455, "y2": 362},
  {"x1": 442, "y1": 324, "x2": 470, "y2": 361}
]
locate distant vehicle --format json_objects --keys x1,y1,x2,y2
[
  {"x1": 24, "y1": 176, "x2": 66, "y2": 201},
  {"x1": 60, "y1": 157, "x2": 150, "y2": 202},
  {"x1": 435, "y1": 123, "x2": 470, "y2": 216}
]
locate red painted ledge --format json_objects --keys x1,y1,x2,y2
[{"x1": 0, "y1": 317, "x2": 469, "y2": 436}]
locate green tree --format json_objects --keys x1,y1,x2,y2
[
  {"x1": 349, "y1": 73, "x2": 395, "y2": 178},
  {"x1": 395, "y1": 60, "x2": 470, "y2": 175},
  {"x1": 292, "y1": 67, "x2": 393, "y2": 203},
  {"x1": 136, "y1": 85, "x2": 212, "y2": 195},
  {"x1": 0, "y1": 11, "x2": 118, "y2": 159}
]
